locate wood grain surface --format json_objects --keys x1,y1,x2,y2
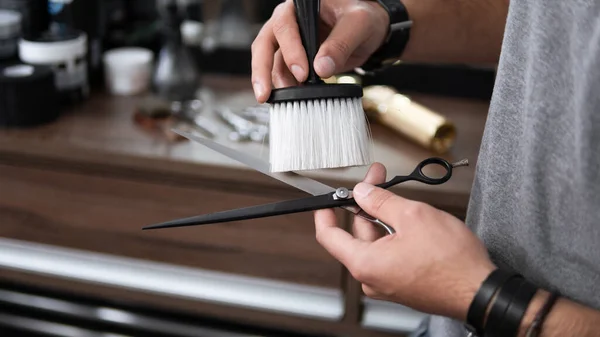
[
  {"x1": 0, "y1": 162, "x2": 346, "y2": 288},
  {"x1": 0, "y1": 76, "x2": 489, "y2": 213}
]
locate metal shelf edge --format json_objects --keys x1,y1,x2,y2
[{"x1": 0, "y1": 238, "x2": 344, "y2": 321}]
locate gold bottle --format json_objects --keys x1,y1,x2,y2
[{"x1": 362, "y1": 85, "x2": 456, "y2": 154}]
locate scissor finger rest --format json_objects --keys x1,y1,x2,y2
[
  {"x1": 377, "y1": 157, "x2": 462, "y2": 189},
  {"x1": 354, "y1": 211, "x2": 396, "y2": 235}
]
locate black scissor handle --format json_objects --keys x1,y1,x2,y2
[
  {"x1": 411, "y1": 157, "x2": 454, "y2": 184},
  {"x1": 377, "y1": 157, "x2": 454, "y2": 190}
]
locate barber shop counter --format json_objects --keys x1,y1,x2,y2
[{"x1": 0, "y1": 76, "x2": 489, "y2": 337}]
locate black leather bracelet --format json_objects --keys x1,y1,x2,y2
[
  {"x1": 484, "y1": 276, "x2": 526, "y2": 337},
  {"x1": 497, "y1": 279, "x2": 539, "y2": 337},
  {"x1": 465, "y1": 269, "x2": 520, "y2": 337},
  {"x1": 356, "y1": 0, "x2": 412, "y2": 74}
]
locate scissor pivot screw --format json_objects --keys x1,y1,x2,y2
[{"x1": 334, "y1": 188, "x2": 352, "y2": 200}]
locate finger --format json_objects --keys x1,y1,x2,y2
[
  {"x1": 251, "y1": 20, "x2": 277, "y2": 103},
  {"x1": 272, "y1": 49, "x2": 299, "y2": 88},
  {"x1": 313, "y1": 5, "x2": 374, "y2": 78},
  {"x1": 314, "y1": 209, "x2": 369, "y2": 268},
  {"x1": 362, "y1": 284, "x2": 383, "y2": 300},
  {"x1": 353, "y1": 182, "x2": 420, "y2": 228},
  {"x1": 353, "y1": 163, "x2": 387, "y2": 241},
  {"x1": 271, "y1": 0, "x2": 308, "y2": 82}
]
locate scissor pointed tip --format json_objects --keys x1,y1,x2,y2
[
  {"x1": 142, "y1": 218, "x2": 198, "y2": 231},
  {"x1": 142, "y1": 224, "x2": 162, "y2": 230},
  {"x1": 142, "y1": 222, "x2": 176, "y2": 230}
]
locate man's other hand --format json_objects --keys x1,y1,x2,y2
[{"x1": 314, "y1": 162, "x2": 496, "y2": 321}]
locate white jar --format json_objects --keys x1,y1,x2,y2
[{"x1": 102, "y1": 47, "x2": 154, "y2": 96}]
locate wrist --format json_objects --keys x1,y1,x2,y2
[
  {"x1": 462, "y1": 266, "x2": 516, "y2": 335},
  {"x1": 466, "y1": 269, "x2": 560, "y2": 337},
  {"x1": 516, "y1": 290, "x2": 550, "y2": 337},
  {"x1": 457, "y1": 263, "x2": 498, "y2": 321}
]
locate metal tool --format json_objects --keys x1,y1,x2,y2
[
  {"x1": 143, "y1": 130, "x2": 469, "y2": 235},
  {"x1": 239, "y1": 104, "x2": 270, "y2": 125},
  {"x1": 170, "y1": 99, "x2": 220, "y2": 138},
  {"x1": 215, "y1": 106, "x2": 269, "y2": 143}
]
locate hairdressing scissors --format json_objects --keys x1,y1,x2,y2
[{"x1": 143, "y1": 130, "x2": 469, "y2": 235}]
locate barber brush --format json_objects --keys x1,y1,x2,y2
[{"x1": 267, "y1": 0, "x2": 373, "y2": 173}]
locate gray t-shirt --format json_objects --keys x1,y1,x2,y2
[{"x1": 429, "y1": 1, "x2": 600, "y2": 335}]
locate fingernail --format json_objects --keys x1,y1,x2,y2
[
  {"x1": 315, "y1": 56, "x2": 336, "y2": 76},
  {"x1": 290, "y1": 64, "x2": 305, "y2": 81},
  {"x1": 353, "y1": 183, "x2": 374, "y2": 198},
  {"x1": 253, "y1": 81, "x2": 264, "y2": 100}
]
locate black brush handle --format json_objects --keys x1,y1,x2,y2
[{"x1": 294, "y1": 0, "x2": 322, "y2": 84}]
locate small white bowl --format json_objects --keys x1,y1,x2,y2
[{"x1": 103, "y1": 47, "x2": 154, "y2": 96}]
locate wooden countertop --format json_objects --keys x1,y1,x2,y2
[
  {"x1": 0, "y1": 76, "x2": 489, "y2": 213},
  {"x1": 0, "y1": 75, "x2": 491, "y2": 337}
]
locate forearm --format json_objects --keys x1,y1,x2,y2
[
  {"x1": 399, "y1": 0, "x2": 509, "y2": 64},
  {"x1": 516, "y1": 290, "x2": 600, "y2": 337}
]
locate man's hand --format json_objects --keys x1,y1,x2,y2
[
  {"x1": 314, "y1": 162, "x2": 496, "y2": 321},
  {"x1": 252, "y1": 0, "x2": 509, "y2": 103},
  {"x1": 251, "y1": 0, "x2": 390, "y2": 103},
  {"x1": 316, "y1": 164, "x2": 600, "y2": 336}
]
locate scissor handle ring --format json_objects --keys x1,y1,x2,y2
[{"x1": 414, "y1": 157, "x2": 453, "y2": 185}]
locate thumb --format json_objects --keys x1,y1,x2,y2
[{"x1": 352, "y1": 182, "x2": 410, "y2": 226}]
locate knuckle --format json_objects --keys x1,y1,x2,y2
[
  {"x1": 271, "y1": 68, "x2": 282, "y2": 81},
  {"x1": 404, "y1": 201, "x2": 426, "y2": 218},
  {"x1": 271, "y1": 72, "x2": 281, "y2": 86},
  {"x1": 350, "y1": 265, "x2": 366, "y2": 282},
  {"x1": 370, "y1": 191, "x2": 395, "y2": 215},
  {"x1": 323, "y1": 38, "x2": 351, "y2": 57},
  {"x1": 251, "y1": 27, "x2": 271, "y2": 55},
  {"x1": 315, "y1": 228, "x2": 326, "y2": 245},
  {"x1": 315, "y1": 233, "x2": 323, "y2": 246},
  {"x1": 348, "y1": 254, "x2": 372, "y2": 282},
  {"x1": 272, "y1": 19, "x2": 290, "y2": 36},
  {"x1": 250, "y1": 39, "x2": 260, "y2": 54},
  {"x1": 272, "y1": 2, "x2": 287, "y2": 17},
  {"x1": 362, "y1": 284, "x2": 377, "y2": 298},
  {"x1": 362, "y1": 285, "x2": 386, "y2": 301},
  {"x1": 271, "y1": 2, "x2": 293, "y2": 36},
  {"x1": 349, "y1": 5, "x2": 371, "y2": 22},
  {"x1": 347, "y1": 3, "x2": 384, "y2": 36},
  {"x1": 383, "y1": 288, "x2": 396, "y2": 298}
]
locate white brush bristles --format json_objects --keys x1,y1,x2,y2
[{"x1": 269, "y1": 97, "x2": 374, "y2": 172}]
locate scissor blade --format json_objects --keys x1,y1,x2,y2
[
  {"x1": 143, "y1": 193, "x2": 348, "y2": 230},
  {"x1": 173, "y1": 129, "x2": 336, "y2": 196}
]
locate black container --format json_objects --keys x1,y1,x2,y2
[
  {"x1": 0, "y1": 63, "x2": 60, "y2": 128},
  {"x1": 0, "y1": 0, "x2": 50, "y2": 38}
]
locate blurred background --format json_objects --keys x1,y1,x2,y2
[{"x1": 0, "y1": 1, "x2": 495, "y2": 336}]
